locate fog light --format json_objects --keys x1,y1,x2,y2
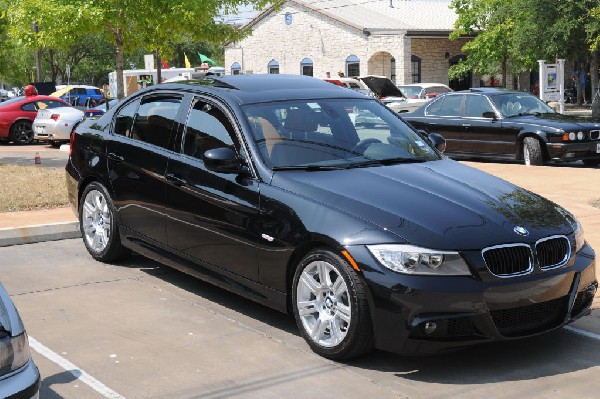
[{"x1": 424, "y1": 322, "x2": 437, "y2": 334}]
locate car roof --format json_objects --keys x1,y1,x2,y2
[
  {"x1": 398, "y1": 83, "x2": 449, "y2": 88},
  {"x1": 467, "y1": 87, "x2": 520, "y2": 94},
  {"x1": 153, "y1": 74, "x2": 369, "y2": 105}
]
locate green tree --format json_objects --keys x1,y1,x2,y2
[
  {"x1": 7, "y1": 0, "x2": 271, "y2": 99},
  {"x1": 449, "y1": 0, "x2": 518, "y2": 86}
]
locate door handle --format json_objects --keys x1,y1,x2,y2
[
  {"x1": 166, "y1": 173, "x2": 187, "y2": 187},
  {"x1": 107, "y1": 152, "x2": 125, "y2": 163}
]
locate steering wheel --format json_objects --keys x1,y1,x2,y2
[{"x1": 351, "y1": 138, "x2": 382, "y2": 155}]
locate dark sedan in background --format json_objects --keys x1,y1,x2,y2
[
  {"x1": 402, "y1": 88, "x2": 600, "y2": 166},
  {"x1": 66, "y1": 75, "x2": 596, "y2": 360}
]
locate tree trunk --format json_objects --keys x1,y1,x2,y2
[
  {"x1": 591, "y1": 51, "x2": 600, "y2": 119},
  {"x1": 115, "y1": 29, "x2": 125, "y2": 99},
  {"x1": 501, "y1": 57, "x2": 507, "y2": 88},
  {"x1": 156, "y1": 49, "x2": 162, "y2": 85}
]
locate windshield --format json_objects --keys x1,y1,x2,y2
[
  {"x1": 398, "y1": 86, "x2": 422, "y2": 99},
  {"x1": 243, "y1": 98, "x2": 441, "y2": 170},
  {"x1": 491, "y1": 93, "x2": 556, "y2": 117}
]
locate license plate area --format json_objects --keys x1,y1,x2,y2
[{"x1": 35, "y1": 126, "x2": 45, "y2": 134}]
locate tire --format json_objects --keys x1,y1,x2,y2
[
  {"x1": 523, "y1": 137, "x2": 544, "y2": 166},
  {"x1": 9, "y1": 120, "x2": 34, "y2": 144},
  {"x1": 79, "y1": 182, "x2": 129, "y2": 262},
  {"x1": 292, "y1": 249, "x2": 374, "y2": 360},
  {"x1": 582, "y1": 159, "x2": 600, "y2": 167},
  {"x1": 49, "y1": 140, "x2": 62, "y2": 148}
]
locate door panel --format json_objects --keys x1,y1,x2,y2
[
  {"x1": 460, "y1": 94, "x2": 509, "y2": 155},
  {"x1": 165, "y1": 98, "x2": 260, "y2": 281},
  {"x1": 107, "y1": 94, "x2": 183, "y2": 244}
]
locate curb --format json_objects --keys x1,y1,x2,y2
[{"x1": 0, "y1": 221, "x2": 80, "y2": 247}]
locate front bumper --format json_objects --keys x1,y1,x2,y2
[
  {"x1": 546, "y1": 141, "x2": 600, "y2": 162},
  {"x1": 0, "y1": 358, "x2": 40, "y2": 399},
  {"x1": 348, "y1": 243, "x2": 597, "y2": 355}
]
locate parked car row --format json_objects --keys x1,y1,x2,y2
[{"x1": 66, "y1": 75, "x2": 596, "y2": 361}]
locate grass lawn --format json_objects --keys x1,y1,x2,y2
[{"x1": 0, "y1": 164, "x2": 69, "y2": 212}]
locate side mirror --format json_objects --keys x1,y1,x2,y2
[
  {"x1": 428, "y1": 133, "x2": 446, "y2": 153},
  {"x1": 482, "y1": 111, "x2": 497, "y2": 120},
  {"x1": 203, "y1": 147, "x2": 245, "y2": 174}
]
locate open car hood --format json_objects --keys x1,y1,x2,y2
[{"x1": 358, "y1": 76, "x2": 405, "y2": 99}]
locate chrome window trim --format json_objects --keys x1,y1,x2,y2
[
  {"x1": 482, "y1": 243, "x2": 533, "y2": 278},
  {"x1": 536, "y1": 235, "x2": 571, "y2": 271}
]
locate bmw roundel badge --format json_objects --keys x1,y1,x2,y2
[{"x1": 514, "y1": 226, "x2": 529, "y2": 236}]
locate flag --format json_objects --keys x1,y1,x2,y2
[
  {"x1": 184, "y1": 53, "x2": 191, "y2": 68},
  {"x1": 198, "y1": 53, "x2": 216, "y2": 66}
]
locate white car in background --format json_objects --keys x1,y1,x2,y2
[
  {"x1": 33, "y1": 106, "x2": 84, "y2": 147},
  {"x1": 397, "y1": 83, "x2": 453, "y2": 100},
  {"x1": 357, "y1": 76, "x2": 427, "y2": 113}
]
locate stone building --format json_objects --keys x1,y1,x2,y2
[{"x1": 224, "y1": 0, "x2": 477, "y2": 89}]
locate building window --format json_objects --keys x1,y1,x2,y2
[
  {"x1": 268, "y1": 59, "x2": 279, "y2": 74},
  {"x1": 346, "y1": 55, "x2": 360, "y2": 77},
  {"x1": 230, "y1": 62, "x2": 241, "y2": 75},
  {"x1": 411, "y1": 55, "x2": 421, "y2": 83},
  {"x1": 300, "y1": 58, "x2": 313, "y2": 77}
]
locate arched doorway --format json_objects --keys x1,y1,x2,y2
[
  {"x1": 368, "y1": 52, "x2": 395, "y2": 80},
  {"x1": 449, "y1": 55, "x2": 472, "y2": 91}
]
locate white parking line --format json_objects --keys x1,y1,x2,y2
[
  {"x1": 564, "y1": 325, "x2": 600, "y2": 340},
  {"x1": 28, "y1": 336, "x2": 125, "y2": 399}
]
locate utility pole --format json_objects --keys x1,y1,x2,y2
[{"x1": 32, "y1": 22, "x2": 42, "y2": 82}]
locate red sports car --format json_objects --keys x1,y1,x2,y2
[{"x1": 0, "y1": 85, "x2": 69, "y2": 144}]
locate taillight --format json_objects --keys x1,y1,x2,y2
[
  {"x1": 51, "y1": 114, "x2": 60, "y2": 121},
  {"x1": 69, "y1": 129, "x2": 75, "y2": 155}
]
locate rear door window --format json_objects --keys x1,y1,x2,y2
[{"x1": 129, "y1": 96, "x2": 183, "y2": 149}]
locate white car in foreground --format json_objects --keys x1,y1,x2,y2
[{"x1": 33, "y1": 106, "x2": 84, "y2": 147}]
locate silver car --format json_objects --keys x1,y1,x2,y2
[
  {"x1": 0, "y1": 282, "x2": 40, "y2": 398},
  {"x1": 33, "y1": 106, "x2": 84, "y2": 147}
]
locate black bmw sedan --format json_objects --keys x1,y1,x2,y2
[
  {"x1": 66, "y1": 75, "x2": 597, "y2": 360},
  {"x1": 402, "y1": 88, "x2": 600, "y2": 166}
]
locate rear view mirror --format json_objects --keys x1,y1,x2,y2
[
  {"x1": 482, "y1": 111, "x2": 497, "y2": 120},
  {"x1": 428, "y1": 133, "x2": 446, "y2": 153},
  {"x1": 203, "y1": 147, "x2": 245, "y2": 174}
]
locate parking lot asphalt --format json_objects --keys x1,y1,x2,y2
[{"x1": 3, "y1": 239, "x2": 600, "y2": 398}]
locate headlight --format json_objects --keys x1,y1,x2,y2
[
  {"x1": 367, "y1": 244, "x2": 471, "y2": 275},
  {"x1": 0, "y1": 332, "x2": 30, "y2": 375},
  {"x1": 574, "y1": 220, "x2": 585, "y2": 252}
]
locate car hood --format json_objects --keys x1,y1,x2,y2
[
  {"x1": 507, "y1": 113, "x2": 600, "y2": 131},
  {"x1": 358, "y1": 76, "x2": 405, "y2": 99},
  {"x1": 270, "y1": 159, "x2": 573, "y2": 250}
]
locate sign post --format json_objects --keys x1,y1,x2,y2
[{"x1": 538, "y1": 59, "x2": 565, "y2": 113}]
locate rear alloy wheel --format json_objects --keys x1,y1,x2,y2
[
  {"x1": 9, "y1": 120, "x2": 34, "y2": 144},
  {"x1": 523, "y1": 137, "x2": 544, "y2": 166},
  {"x1": 292, "y1": 249, "x2": 373, "y2": 360},
  {"x1": 80, "y1": 182, "x2": 128, "y2": 262},
  {"x1": 582, "y1": 159, "x2": 600, "y2": 167}
]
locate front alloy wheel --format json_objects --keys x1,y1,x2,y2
[
  {"x1": 292, "y1": 249, "x2": 373, "y2": 360},
  {"x1": 296, "y1": 260, "x2": 352, "y2": 348}
]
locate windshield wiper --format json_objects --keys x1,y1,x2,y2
[
  {"x1": 272, "y1": 165, "x2": 347, "y2": 171},
  {"x1": 346, "y1": 157, "x2": 427, "y2": 169}
]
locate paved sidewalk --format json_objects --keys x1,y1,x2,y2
[{"x1": 0, "y1": 206, "x2": 78, "y2": 247}]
